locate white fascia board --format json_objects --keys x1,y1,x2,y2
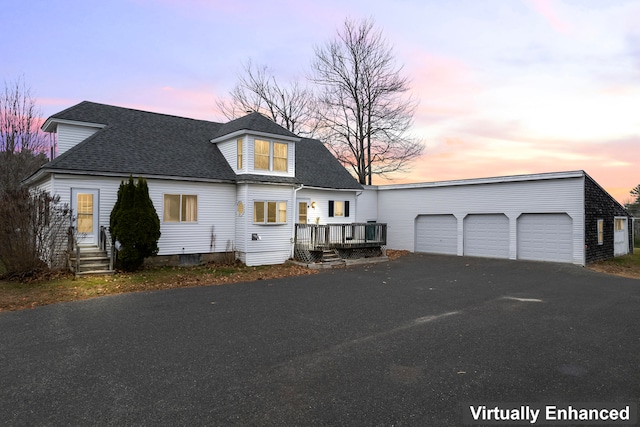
[
  {"x1": 29, "y1": 169, "x2": 236, "y2": 185},
  {"x1": 299, "y1": 186, "x2": 360, "y2": 192},
  {"x1": 211, "y1": 129, "x2": 301, "y2": 144},
  {"x1": 236, "y1": 180, "x2": 296, "y2": 188},
  {"x1": 376, "y1": 170, "x2": 586, "y2": 191},
  {"x1": 41, "y1": 118, "x2": 107, "y2": 133}
]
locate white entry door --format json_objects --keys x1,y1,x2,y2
[
  {"x1": 72, "y1": 189, "x2": 99, "y2": 246},
  {"x1": 614, "y1": 217, "x2": 629, "y2": 256},
  {"x1": 297, "y1": 200, "x2": 309, "y2": 224}
]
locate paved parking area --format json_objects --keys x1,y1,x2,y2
[{"x1": 1, "y1": 253, "x2": 639, "y2": 425}]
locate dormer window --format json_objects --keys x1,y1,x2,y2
[
  {"x1": 273, "y1": 142, "x2": 287, "y2": 171},
  {"x1": 254, "y1": 139, "x2": 288, "y2": 172},
  {"x1": 237, "y1": 138, "x2": 243, "y2": 170}
]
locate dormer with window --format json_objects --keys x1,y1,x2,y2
[{"x1": 211, "y1": 113, "x2": 300, "y2": 178}]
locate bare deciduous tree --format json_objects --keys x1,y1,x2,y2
[
  {"x1": 0, "y1": 76, "x2": 49, "y2": 194},
  {"x1": 216, "y1": 61, "x2": 319, "y2": 137},
  {"x1": 0, "y1": 188, "x2": 71, "y2": 277},
  {"x1": 311, "y1": 18, "x2": 423, "y2": 184}
]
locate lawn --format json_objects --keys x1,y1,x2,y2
[
  {"x1": 0, "y1": 262, "x2": 318, "y2": 312},
  {"x1": 588, "y1": 247, "x2": 640, "y2": 280},
  {"x1": 1, "y1": 249, "x2": 637, "y2": 312}
]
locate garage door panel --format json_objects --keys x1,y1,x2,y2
[
  {"x1": 463, "y1": 214, "x2": 509, "y2": 259},
  {"x1": 518, "y1": 213, "x2": 572, "y2": 263},
  {"x1": 415, "y1": 215, "x2": 457, "y2": 255}
]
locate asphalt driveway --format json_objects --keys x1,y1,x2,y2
[{"x1": 1, "y1": 254, "x2": 639, "y2": 426}]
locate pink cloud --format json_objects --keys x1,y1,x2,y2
[
  {"x1": 406, "y1": 52, "x2": 481, "y2": 123},
  {"x1": 527, "y1": 0, "x2": 572, "y2": 34},
  {"x1": 375, "y1": 130, "x2": 640, "y2": 205}
]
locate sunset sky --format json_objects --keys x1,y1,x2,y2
[{"x1": 3, "y1": 0, "x2": 639, "y2": 203}]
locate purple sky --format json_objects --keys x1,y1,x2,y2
[{"x1": 3, "y1": 0, "x2": 639, "y2": 203}]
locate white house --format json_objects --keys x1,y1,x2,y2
[
  {"x1": 25, "y1": 101, "x2": 632, "y2": 272},
  {"x1": 24, "y1": 101, "x2": 364, "y2": 270}
]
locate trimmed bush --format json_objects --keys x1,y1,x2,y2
[{"x1": 110, "y1": 176, "x2": 160, "y2": 271}]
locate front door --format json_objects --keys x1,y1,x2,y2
[
  {"x1": 72, "y1": 189, "x2": 99, "y2": 246},
  {"x1": 614, "y1": 217, "x2": 629, "y2": 256}
]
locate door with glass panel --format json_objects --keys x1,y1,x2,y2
[
  {"x1": 297, "y1": 200, "x2": 309, "y2": 224},
  {"x1": 72, "y1": 189, "x2": 99, "y2": 245}
]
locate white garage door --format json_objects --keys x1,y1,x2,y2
[
  {"x1": 464, "y1": 214, "x2": 509, "y2": 259},
  {"x1": 415, "y1": 214, "x2": 457, "y2": 255},
  {"x1": 517, "y1": 213, "x2": 573, "y2": 263}
]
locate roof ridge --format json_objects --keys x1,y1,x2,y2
[{"x1": 53, "y1": 100, "x2": 223, "y2": 125}]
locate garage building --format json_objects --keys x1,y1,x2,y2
[{"x1": 357, "y1": 171, "x2": 633, "y2": 265}]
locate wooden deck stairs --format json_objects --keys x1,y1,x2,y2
[
  {"x1": 321, "y1": 249, "x2": 344, "y2": 265},
  {"x1": 70, "y1": 246, "x2": 114, "y2": 276}
]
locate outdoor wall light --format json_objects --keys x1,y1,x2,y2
[{"x1": 311, "y1": 201, "x2": 317, "y2": 209}]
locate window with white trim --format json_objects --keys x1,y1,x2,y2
[
  {"x1": 597, "y1": 219, "x2": 604, "y2": 245},
  {"x1": 164, "y1": 194, "x2": 198, "y2": 223},
  {"x1": 253, "y1": 139, "x2": 288, "y2": 172},
  {"x1": 237, "y1": 138, "x2": 243, "y2": 170},
  {"x1": 254, "y1": 201, "x2": 287, "y2": 224}
]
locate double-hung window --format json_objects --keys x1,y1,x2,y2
[
  {"x1": 164, "y1": 194, "x2": 198, "y2": 223},
  {"x1": 254, "y1": 139, "x2": 288, "y2": 172},
  {"x1": 254, "y1": 201, "x2": 287, "y2": 224}
]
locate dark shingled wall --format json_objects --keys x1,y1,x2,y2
[{"x1": 584, "y1": 175, "x2": 633, "y2": 263}]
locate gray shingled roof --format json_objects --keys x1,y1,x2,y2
[
  {"x1": 295, "y1": 138, "x2": 362, "y2": 190},
  {"x1": 213, "y1": 112, "x2": 298, "y2": 140},
  {"x1": 42, "y1": 102, "x2": 235, "y2": 181},
  {"x1": 36, "y1": 101, "x2": 362, "y2": 190}
]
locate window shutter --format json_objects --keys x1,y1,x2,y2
[
  {"x1": 344, "y1": 201, "x2": 350, "y2": 217},
  {"x1": 329, "y1": 200, "x2": 334, "y2": 217}
]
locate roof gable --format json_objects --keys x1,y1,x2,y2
[{"x1": 213, "y1": 112, "x2": 298, "y2": 141}]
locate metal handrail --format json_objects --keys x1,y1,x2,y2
[{"x1": 99, "y1": 226, "x2": 115, "y2": 271}]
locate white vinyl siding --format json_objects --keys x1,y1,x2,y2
[
  {"x1": 296, "y1": 189, "x2": 358, "y2": 225},
  {"x1": 49, "y1": 174, "x2": 235, "y2": 256},
  {"x1": 56, "y1": 123, "x2": 100, "y2": 157},
  {"x1": 517, "y1": 213, "x2": 573, "y2": 263},
  {"x1": 463, "y1": 214, "x2": 509, "y2": 259},
  {"x1": 244, "y1": 184, "x2": 294, "y2": 266},
  {"x1": 235, "y1": 185, "x2": 249, "y2": 257}
]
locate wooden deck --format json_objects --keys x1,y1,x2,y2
[{"x1": 294, "y1": 223, "x2": 387, "y2": 251}]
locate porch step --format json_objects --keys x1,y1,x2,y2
[
  {"x1": 70, "y1": 246, "x2": 113, "y2": 275},
  {"x1": 321, "y1": 249, "x2": 344, "y2": 264}
]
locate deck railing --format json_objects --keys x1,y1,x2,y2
[{"x1": 294, "y1": 223, "x2": 387, "y2": 251}]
